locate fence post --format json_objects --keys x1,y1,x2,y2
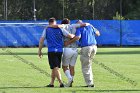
[
  {"x1": 120, "y1": 0, "x2": 122, "y2": 46},
  {"x1": 4, "y1": 0, "x2": 8, "y2": 20}
]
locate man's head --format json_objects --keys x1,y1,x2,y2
[
  {"x1": 76, "y1": 20, "x2": 83, "y2": 24},
  {"x1": 61, "y1": 18, "x2": 70, "y2": 24},
  {"x1": 49, "y1": 17, "x2": 56, "y2": 25}
]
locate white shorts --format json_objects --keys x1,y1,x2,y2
[{"x1": 62, "y1": 48, "x2": 78, "y2": 66}]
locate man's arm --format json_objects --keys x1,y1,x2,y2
[
  {"x1": 93, "y1": 27, "x2": 100, "y2": 36},
  {"x1": 91, "y1": 25, "x2": 100, "y2": 36},
  {"x1": 80, "y1": 23, "x2": 90, "y2": 27},
  {"x1": 67, "y1": 34, "x2": 75, "y2": 38},
  {"x1": 72, "y1": 23, "x2": 90, "y2": 28},
  {"x1": 38, "y1": 37, "x2": 44, "y2": 58},
  {"x1": 47, "y1": 24, "x2": 64, "y2": 28},
  {"x1": 65, "y1": 28, "x2": 81, "y2": 46},
  {"x1": 64, "y1": 36, "x2": 80, "y2": 46},
  {"x1": 61, "y1": 28, "x2": 75, "y2": 38},
  {"x1": 38, "y1": 28, "x2": 46, "y2": 58}
]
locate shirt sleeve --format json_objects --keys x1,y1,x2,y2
[
  {"x1": 75, "y1": 28, "x2": 81, "y2": 38},
  {"x1": 90, "y1": 24, "x2": 98, "y2": 33},
  {"x1": 60, "y1": 28, "x2": 70, "y2": 37},
  {"x1": 71, "y1": 24, "x2": 81, "y2": 28},
  {"x1": 41, "y1": 28, "x2": 46, "y2": 38}
]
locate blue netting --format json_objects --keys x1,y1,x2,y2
[{"x1": 0, "y1": 20, "x2": 140, "y2": 47}]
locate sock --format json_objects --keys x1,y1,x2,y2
[{"x1": 65, "y1": 70, "x2": 72, "y2": 81}]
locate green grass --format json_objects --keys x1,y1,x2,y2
[{"x1": 0, "y1": 48, "x2": 140, "y2": 93}]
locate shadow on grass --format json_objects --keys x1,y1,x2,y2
[
  {"x1": 0, "y1": 50, "x2": 140, "y2": 55},
  {"x1": 71, "y1": 89, "x2": 140, "y2": 92},
  {"x1": 0, "y1": 53, "x2": 47, "y2": 55},
  {"x1": 0, "y1": 86, "x2": 140, "y2": 92},
  {"x1": 97, "y1": 50, "x2": 140, "y2": 55},
  {"x1": 0, "y1": 86, "x2": 45, "y2": 89},
  {"x1": 0, "y1": 51, "x2": 140, "y2": 55}
]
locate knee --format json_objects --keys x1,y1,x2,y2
[
  {"x1": 51, "y1": 74, "x2": 55, "y2": 78},
  {"x1": 69, "y1": 65, "x2": 74, "y2": 70},
  {"x1": 62, "y1": 65, "x2": 68, "y2": 70}
]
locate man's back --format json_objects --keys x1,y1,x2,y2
[
  {"x1": 62, "y1": 24, "x2": 80, "y2": 48},
  {"x1": 46, "y1": 27, "x2": 64, "y2": 52},
  {"x1": 76, "y1": 25, "x2": 97, "y2": 47}
]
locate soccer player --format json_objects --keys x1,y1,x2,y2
[
  {"x1": 38, "y1": 18, "x2": 74, "y2": 88},
  {"x1": 65, "y1": 20, "x2": 100, "y2": 87},
  {"x1": 49, "y1": 18, "x2": 89, "y2": 87}
]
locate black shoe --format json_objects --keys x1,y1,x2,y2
[
  {"x1": 69, "y1": 81, "x2": 73, "y2": 87},
  {"x1": 84, "y1": 84, "x2": 94, "y2": 87},
  {"x1": 88, "y1": 84, "x2": 94, "y2": 87},
  {"x1": 45, "y1": 84, "x2": 54, "y2": 87},
  {"x1": 60, "y1": 83, "x2": 64, "y2": 88}
]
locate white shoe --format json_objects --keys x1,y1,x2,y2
[{"x1": 66, "y1": 79, "x2": 73, "y2": 87}]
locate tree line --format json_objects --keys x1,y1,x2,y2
[{"x1": 0, "y1": 0, "x2": 140, "y2": 20}]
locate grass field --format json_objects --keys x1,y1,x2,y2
[{"x1": 0, "y1": 48, "x2": 140, "y2": 93}]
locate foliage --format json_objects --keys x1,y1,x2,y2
[
  {"x1": 113, "y1": 12, "x2": 125, "y2": 20},
  {"x1": 0, "y1": 0, "x2": 139, "y2": 20}
]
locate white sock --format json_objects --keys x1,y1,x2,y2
[{"x1": 65, "y1": 70, "x2": 72, "y2": 81}]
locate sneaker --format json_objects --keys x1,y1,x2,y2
[
  {"x1": 45, "y1": 84, "x2": 54, "y2": 87},
  {"x1": 84, "y1": 84, "x2": 94, "y2": 87},
  {"x1": 60, "y1": 83, "x2": 64, "y2": 88},
  {"x1": 67, "y1": 80, "x2": 73, "y2": 87},
  {"x1": 88, "y1": 84, "x2": 94, "y2": 87},
  {"x1": 69, "y1": 81, "x2": 73, "y2": 87}
]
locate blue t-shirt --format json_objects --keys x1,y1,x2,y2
[
  {"x1": 41, "y1": 27, "x2": 69, "y2": 52},
  {"x1": 75, "y1": 25, "x2": 97, "y2": 47}
]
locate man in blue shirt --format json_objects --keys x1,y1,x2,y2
[
  {"x1": 47, "y1": 18, "x2": 89, "y2": 87},
  {"x1": 38, "y1": 18, "x2": 74, "y2": 88},
  {"x1": 65, "y1": 20, "x2": 100, "y2": 87}
]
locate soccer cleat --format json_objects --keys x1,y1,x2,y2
[
  {"x1": 45, "y1": 84, "x2": 54, "y2": 87},
  {"x1": 60, "y1": 83, "x2": 65, "y2": 88}
]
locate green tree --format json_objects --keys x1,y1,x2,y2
[{"x1": 0, "y1": 0, "x2": 140, "y2": 20}]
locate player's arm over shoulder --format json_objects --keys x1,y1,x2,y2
[
  {"x1": 61, "y1": 28, "x2": 75, "y2": 38},
  {"x1": 71, "y1": 23, "x2": 90, "y2": 28},
  {"x1": 47, "y1": 24, "x2": 64, "y2": 28}
]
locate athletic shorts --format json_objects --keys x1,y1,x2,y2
[
  {"x1": 48, "y1": 52, "x2": 62, "y2": 69},
  {"x1": 62, "y1": 48, "x2": 78, "y2": 66}
]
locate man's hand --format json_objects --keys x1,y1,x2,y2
[
  {"x1": 67, "y1": 34, "x2": 75, "y2": 38},
  {"x1": 64, "y1": 36, "x2": 80, "y2": 46},
  {"x1": 38, "y1": 50, "x2": 43, "y2": 58},
  {"x1": 85, "y1": 23, "x2": 90, "y2": 26},
  {"x1": 95, "y1": 31, "x2": 100, "y2": 36}
]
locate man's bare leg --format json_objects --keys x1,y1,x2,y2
[
  {"x1": 54, "y1": 67, "x2": 64, "y2": 86},
  {"x1": 50, "y1": 69, "x2": 55, "y2": 85},
  {"x1": 69, "y1": 65, "x2": 75, "y2": 79}
]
